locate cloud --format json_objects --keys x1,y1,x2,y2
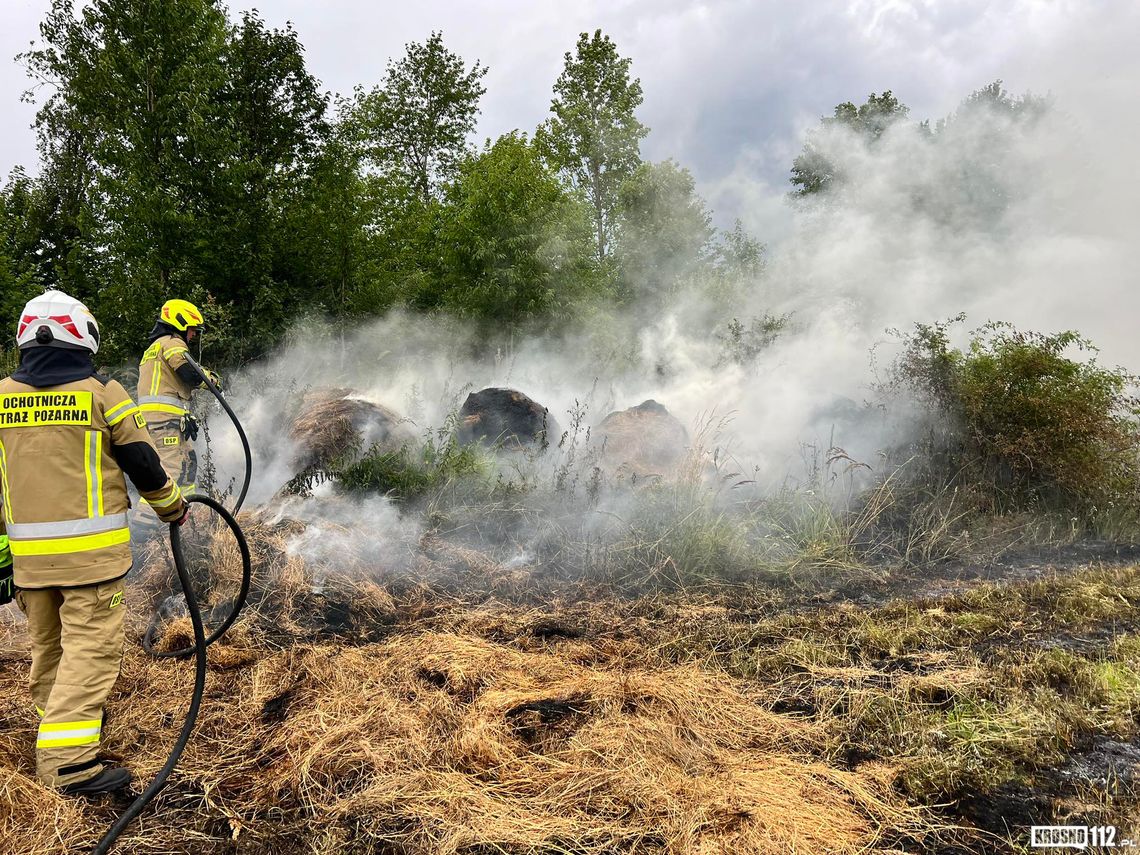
[{"x1": 4, "y1": 0, "x2": 1132, "y2": 232}]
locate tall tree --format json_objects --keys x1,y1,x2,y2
[
  {"x1": 616, "y1": 159, "x2": 714, "y2": 305},
  {"x1": 944, "y1": 80, "x2": 1049, "y2": 126},
  {"x1": 28, "y1": 120, "x2": 96, "y2": 298},
  {"x1": 0, "y1": 169, "x2": 48, "y2": 339},
  {"x1": 206, "y1": 10, "x2": 328, "y2": 360},
  {"x1": 283, "y1": 104, "x2": 385, "y2": 319},
  {"x1": 352, "y1": 32, "x2": 487, "y2": 202},
  {"x1": 790, "y1": 90, "x2": 909, "y2": 196},
  {"x1": 537, "y1": 30, "x2": 648, "y2": 262},
  {"x1": 430, "y1": 133, "x2": 596, "y2": 326},
  {"x1": 23, "y1": 1, "x2": 337, "y2": 363},
  {"x1": 918, "y1": 80, "x2": 1051, "y2": 229},
  {"x1": 23, "y1": 0, "x2": 233, "y2": 362}
]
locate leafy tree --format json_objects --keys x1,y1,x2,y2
[
  {"x1": 914, "y1": 81, "x2": 1052, "y2": 229},
  {"x1": 224, "y1": 12, "x2": 326, "y2": 175},
  {"x1": 352, "y1": 32, "x2": 487, "y2": 202},
  {"x1": 283, "y1": 108, "x2": 391, "y2": 319},
  {"x1": 616, "y1": 159, "x2": 714, "y2": 304},
  {"x1": 788, "y1": 82, "x2": 1050, "y2": 232},
  {"x1": 430, "y1": 132, "x2": 596, "y2": 326},
  {"x1": 26, "y1": 123, "x2": 97, "y2": 299},
  {"x1": 204, "y1": 10, "x2": 329, "y2": 361},
  {"x1": 22, "y1": 2, "x2": 342, "y2": 363},
  {"x1": 0, "y1": 169, "x2": 48, "y2": 340},
  {"x1": 23, "y1": 0, "x2": 234, "y2": 362},
  {"x1": 537, "y1": 30, "x2": 648, "y2": 261},
  {"x1": 940, "y1": 80, "x2": 1050, "y2": 128},
  {"x1": 790, "y1": 90, "x2": 909, "y2": 196},
  {"x1": 714, "y1": 221, "x2": 765, "y2": 281},
  {"x1": 700, "y1": 221, "x2": 767, "y2": 309}
]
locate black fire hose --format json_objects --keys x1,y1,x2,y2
[
  {"x1": 93, "y1": 366, "x2": 253, "y2": 854},
  {"x1": 141, "y1": 356, "x2": 252, "y2": 658},
  {"x1": 189, "y1": 352, "x2": 251, "y2": 515},
  {"x1": 91, "y1": 495, "x2": 250, "y2": 855}
]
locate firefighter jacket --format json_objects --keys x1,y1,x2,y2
[
  {"x1": 0, "y1": 350, "x2": 183, "y2": 589},
  {"x1": 137, "y1": 329, "x2": 209, "y2": 422}
]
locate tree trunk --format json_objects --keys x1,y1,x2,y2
[{"x1": 590, "y1": 160, "x2": 606, "y2": 260}]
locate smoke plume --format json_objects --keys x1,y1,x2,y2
[{"x1": 199, "y1": 12, "x2": 1138, "y2": 567}]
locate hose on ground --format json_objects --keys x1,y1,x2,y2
[
  {"x1": 94, "y1": 364, "x2": 253, "y2": 853},
  {"x1": 91, "y1": 494, "x2": 251, "y2": 855}
]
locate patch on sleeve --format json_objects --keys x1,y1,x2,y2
[{"x1": 134, "y1": 413, "x2": 147, "y2": 429}]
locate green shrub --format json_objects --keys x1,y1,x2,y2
[
  {"x1": 335, "y1": 431, "x2": 490, "y2": 503},
  {"x1": 886, "y1": 317, "x2": 1140, "y2": 518},
  {"x1": 715, "y1": 314, "x2": 789, "y2": 368}
]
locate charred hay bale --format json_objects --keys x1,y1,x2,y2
[
  {"x1": 290, "y1": 387, "x2": 412, "y2": 471},
  {"x1": 596, "y1": 399, "x2": 688, "y2": 479},
  {"x1": 457, "y1": 387, "x2": 559, "y2": 450}
]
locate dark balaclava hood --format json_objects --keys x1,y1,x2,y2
[
  {"x1": 11, "y1": 346, "x2": 97, "y2": 387},
  {"x1": 148, "y1": 320, "x2": 188, "y2": 344}
]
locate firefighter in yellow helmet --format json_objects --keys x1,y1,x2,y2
[
  {"x1": 0, "y1": 290, "x2": 187, "y2": 795},
  {"x1": 136, "y1": 299, "x2": 222, "y2": 505}
]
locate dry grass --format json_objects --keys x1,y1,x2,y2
[
  {"x1": 7, "y1": 504, "x2": 1137, "y2": 854},
  {"x1": 0, "y1": 516, "x2": 941, "y2": 855},
  {"x1": 0, "y1": 626, "x2": 925, "y2": 855}
]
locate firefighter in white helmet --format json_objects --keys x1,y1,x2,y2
[
  {"x1": 136, "y1": 299, "x2": 222, "y2": 505},
  {"x1": 0, "y1": 290, "x2": 187, "y2": 795}
]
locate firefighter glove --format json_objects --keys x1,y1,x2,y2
[
  {"x1": 205, "y1": 370, "x2": 224, "y2": 392},
  {"x1": 181, "y1": 413, "x2": 200, "y2": 442},
  {"x1": 0, "y1": 535, "x2": 13, "y2": 606}
]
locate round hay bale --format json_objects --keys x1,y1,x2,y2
[
  {"x1": 457, "y1": 388, "x2": 559, "y2": 450},
  {"x1": 596, "y1": 400, "x2": 688, "y2": 479},
  {"x1": 290, "y1": 387, "x2": 412, "y2": 471}
]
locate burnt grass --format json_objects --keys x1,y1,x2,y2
[
  {"x1": 659, "y1": 553, "x2": 1140, "y2": 851},
  {"x1": 146, "y1": 528, "x2": 1140, "y2": 854},
  {"x1": 411, "y1": 545, "x2": 1140, "y2": 853}
]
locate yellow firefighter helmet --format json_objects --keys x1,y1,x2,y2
[{"x1": 159, "y1": 299, "x2": 204, "y2": 332}]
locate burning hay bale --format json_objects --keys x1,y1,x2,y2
[
  {"x1": 457, "y1": 387, "x2": 559, "y2": 450},
  {"x1": 596, "y1": 399, "x2": 689, "y2": 479},
  {"x1": 289, "y1": 387, "x2": 412, "y2": 472}
]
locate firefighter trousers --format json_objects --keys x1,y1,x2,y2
[
  {"x1": 15, "y1": 580, "x2": 126, "y2": 787},
  {"x1": 145, "y1": 416, "x2": 197, "y2": 503}
]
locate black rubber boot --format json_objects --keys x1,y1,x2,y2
[{"x1": 60, "y1": 765, "x2": 132, "y2": 796}]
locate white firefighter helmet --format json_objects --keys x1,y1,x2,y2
[{"x1": 16, "y1": 290, "x2": 101, "y2": 354}]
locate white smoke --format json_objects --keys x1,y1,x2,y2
[
  {"x1": 271, "y1": 491, "x2": 420, "y2": 580},
  {"x1": 198, "y1": 7, "x2": 1139, "y2": 545}
]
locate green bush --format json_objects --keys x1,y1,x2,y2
[
  {"x1": 715, "y1": 314, "x2": 789, "y2": 368},
  {"x1": 886, "y1": 317, "x2": 1140, "y2": 517},
  {"x1": 334, "y1": 431, "x2": 489, "y2": 503}
]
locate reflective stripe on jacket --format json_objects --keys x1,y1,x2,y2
[
  {"x1": 0, "y1": 375, "x2": 181, "y2": 588},
  {"x1": 137, "y1": 335, "x2": 193, "y2": 416}
]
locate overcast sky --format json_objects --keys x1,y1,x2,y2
[{"x1": 0, "y1": 0, "x2": 1129, "y2": 237}]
